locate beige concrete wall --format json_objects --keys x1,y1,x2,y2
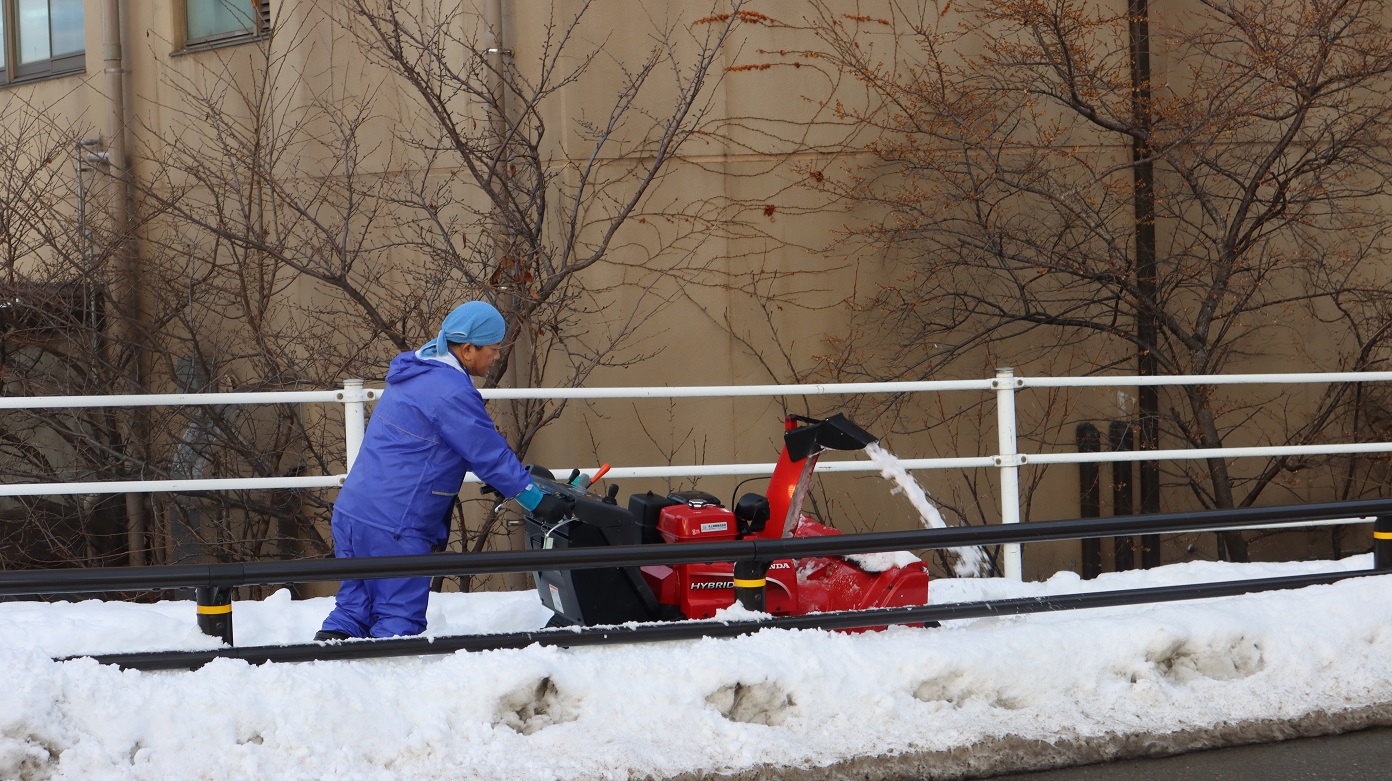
[{"x1": 0, "y1": 0, "x2": 1378, "y2": 580}]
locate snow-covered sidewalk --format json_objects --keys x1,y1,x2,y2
[{"x1": 3, "y1": 555, "x2": 1390, "y2": 780}]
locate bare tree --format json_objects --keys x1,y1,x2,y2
[
  {"x1": 327, "y1": 0, "x2": 753, "y2": 560},
  {"x1": 31, "y1": 1, "x2": 758, "y2": 580},
  {"x1": 0, "y1": 97, "x2": 168, "y2": 571},
  {"x1": 781, "y1": 0, "x2": 1392, "y2": 560}
]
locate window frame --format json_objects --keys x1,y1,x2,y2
[
  {"x1": 182, "y1": 0, "x2": 271, "y2": 51},
  {"x1": 0, "y1": 0, "x2": 88, "y2": 87}
]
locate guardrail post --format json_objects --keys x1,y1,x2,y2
[
  {"x1": 196, "y1": 586, "x2": 233, "y2": 645},
  {"x1": 1074, "y1": 423, "x2": 1096, "y2": 576},
  {"x1": 1077, "y1": 423, "x2": 1102, "y2": 579},
  {"x1": 340, "y1": 379, "x2": 367, "y2": 472},
  {"x1": 733, "y1": 560, "x2": 770, "y2": 612},
  {"x1": 1376, "y1": 517, "x2": 1392, "y2": 571},
  {"x1": 1109, "y1": 421, "x2": 1136, "y2": 571},
  {"x1": 995, "y1": 367, "x2": 1024, "y2": 580}
]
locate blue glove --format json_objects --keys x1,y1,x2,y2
[{"x1": 514, "y1": 482, "x2": 544, "y2": 511}]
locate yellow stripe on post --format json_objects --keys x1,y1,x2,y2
[
  {"x1": 1374, "y1": 531, "x2": 1392, "y2": 540},
  {"x1": 196, "y1": 585, "x2": 234, "y2": 645},
  {"x1": 733, "y1": 560, "x2": 771, "y2": 612}
]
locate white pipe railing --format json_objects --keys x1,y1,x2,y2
[
  {"x1": 338, "y1": 379, "x2": 375, "y2": 471},
  {"x1": 1023, "y1": 371, "x2": 1392, "y2": 388},
  {"x1": 994, "y1": 368, "x2": 1024, "y2": 580},
  {"x1": 473, "y1": 378, "x2": 998, "y2": 399},
  {"x1": 0, "y1": 476, "x2": 342, "y2": 498},
  {"x1": 2, "y1": 369, "x2": 1389, "y2": 579},
  {"x1": 0, "y1": 390, "x2": 351, "y2": 408}
]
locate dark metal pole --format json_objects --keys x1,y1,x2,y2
[
  {"x1": 1078, "y1": 423, "x2": 1102, "y2": 578},
  {"x1": 1130, "y1": 0, "x2": 1163, "y2": 569},
  {"x1": 1109, "y1": 421, "x2": 1136, "y2": 571},
  {"x1": 1376, "y1": 517, "x2": 1392, "y2": 571},
  {"x1": 195, "y1": 585, "x2": 233, "y2": 645},
  {"x1": 733, "y1": 560, "x2": 770, "y2": 612}
]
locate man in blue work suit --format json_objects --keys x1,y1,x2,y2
[{"x1": 315, "y1": 301, "x2": 568, "y2": 640}]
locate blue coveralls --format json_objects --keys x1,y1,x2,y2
[{"x1": 319, "y1": 351, "x2": 532, "y2": 638}]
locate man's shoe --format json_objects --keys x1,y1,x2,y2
[{"x1": 314, "y1": 630, "x2": 352, "y2": 642}]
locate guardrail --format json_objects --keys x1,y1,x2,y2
[
  {"x1": 5, "y1": 370, "x2": 1392, "y2": 581},
  {"x1": 19, "y1": 498, "x2": 1392, "y2": 671},
  {"x1": 7, "y1": 496, "x2": 1390, "y2": 597},
  {"x1": 13, "y1": 498, "x2": 1389, "y2": 670}
]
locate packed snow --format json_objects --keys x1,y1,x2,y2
[{"x1": 3, "y1": 553, "x2": 1390, "y2": 781}]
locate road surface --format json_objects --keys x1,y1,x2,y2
[{"x1": 989, "y1": 726, "x2": 1392, "y2": 780}]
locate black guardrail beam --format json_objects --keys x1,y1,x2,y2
[
  {"x1": 4, "y1": 497, "x2": 1391, "y2": 597},
  {"x1": 72, "y1": 567, "x2": 1382, "y2": 671}
]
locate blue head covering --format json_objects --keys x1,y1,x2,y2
[{"x1": 418, "y1": 301, "x2": 507, "y2": 359}]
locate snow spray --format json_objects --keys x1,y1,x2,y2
[{"x1": 864, "y1": 442, "x2": 986, "y2": 577}]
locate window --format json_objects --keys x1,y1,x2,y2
[
  {"x1": 185, "y1": 0, "x2": 270, "y2": 48},
  {"x1": 0, "y1": 0, "x2": 85, "y2": 82}
]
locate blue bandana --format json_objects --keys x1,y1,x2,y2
[{"x1": 418, "y1": 301, "x2": 507, "y2": 359}]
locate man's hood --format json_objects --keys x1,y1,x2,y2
[{"x1": 385, "y1": 351, "x2": 465, "y2": 384}]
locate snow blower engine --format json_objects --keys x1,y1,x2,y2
[{"x1": 520, "y1": 414, "x2": 929, "y2": 628}]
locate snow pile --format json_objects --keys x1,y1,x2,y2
[
  {"x1": 2, "y1": 555, "x2": 1390, "y2": 780},
  {"x1": 843, "y1": 549, "x2": 924, "y2": 573}
]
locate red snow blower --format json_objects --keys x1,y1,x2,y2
[{"x1": 521, "y1": 414, "x2": 929, "y2": 628}]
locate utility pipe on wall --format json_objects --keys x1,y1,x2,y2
[
  {"x1": 480, "y1": 0, "x2": 532, "y2": 588},
  {"x1": 102, "y1": 0, "x2": 148, "y2": 565},
  {"x1": 101, "y1": 0, "x2": 135, "y2": 337}
]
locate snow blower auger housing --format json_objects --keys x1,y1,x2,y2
[{"x1": 522, "y1": 413, "x2": 929, "y2": 628}]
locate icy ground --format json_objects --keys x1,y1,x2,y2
[{"x1": 2, "y1": 555, "x2": 1390, "y2": 781}]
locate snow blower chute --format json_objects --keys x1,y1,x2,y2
[{"x1": 521, "y1": 414, "x2": 929, "y2": 629}]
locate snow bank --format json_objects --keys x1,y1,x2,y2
[{"x1": 2, "y1": 556, "x2": 1390, "y2": 780}]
